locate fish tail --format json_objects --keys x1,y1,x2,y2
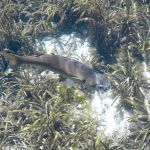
[{"x1": 0, "y1": 51, "x2": 21, "y2": 68}]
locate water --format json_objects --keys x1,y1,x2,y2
[{"x1": 38, "y1": 33, "x2": 130, "y2": 139}]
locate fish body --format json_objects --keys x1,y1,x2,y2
[{"x1": 0, "y1": 51, "x2": 110, "y2": 91}]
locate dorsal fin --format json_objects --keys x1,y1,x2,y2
[
  {"x1": 34, "y1": 51, "x2": 45, "y2": 57},
  {"x1": 34, "y1": 51, "x2": 55, "y2": 57}
]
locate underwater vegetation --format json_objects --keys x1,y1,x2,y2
[{"x1": 0, "y1": 0, "x2": 150, "y2": 149}]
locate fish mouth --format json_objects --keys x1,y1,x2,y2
[{"x1": 103, "y1": 86, "x2": 110, "y2": 92}]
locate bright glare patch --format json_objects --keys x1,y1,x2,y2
[
  {"x1": 91, "y1": 91, "x2": 129, "y2": 138},
  {"x1": 5, "y1": 68, "x2": 13, "y2": 73}
]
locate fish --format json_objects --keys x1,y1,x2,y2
[{"x1": 0, "y1": 51, "x2": 110, "y2": 91}]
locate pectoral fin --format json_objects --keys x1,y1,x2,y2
[
  {"x1": 35, "y1": 66, "x2": 46, "y2": 73},
  {"x1": 71, "y1": 76, "x2": 86, "y2": 82},
  {"x1": 61, "y1": 78, "x2": 75, "y2": 88},
  {"x1": 66, "y1": 78, "x2": 75, "y2": 87}
]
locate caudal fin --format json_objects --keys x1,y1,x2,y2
[{"x1": 0, "y1": 51, "x2": 21, "y2": 68}]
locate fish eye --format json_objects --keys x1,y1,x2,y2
[{"x1": 97, "y1": 85, "x2": 103, "y2": 90}]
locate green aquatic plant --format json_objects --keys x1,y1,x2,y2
[
  {"x1": 0, "y1": 1, "x2": 38, "y2": 54},
  {"x1": 72, "y1": 0, "x2": 108, "y2": 47},
  {"x1": 0, "y1": 70, "x2": 99, "y2": 149},
  {"x1": 0, "y1": 1, "x2": 22, "y2": 49},
  {"x1": 128, "y1": 29, "x2": 150, "y2": 64},
  {"x1": 41, "y1": 3, "x2": 61, "y2": 22},
  {"x1": 110, "y1": 49, "x2": 145, "y2": 109},
  {"x1": 18, "y1": 0, "x2": 73, "y2": 38},
  {"x1": 39, "y1": 0, "x2": 75, "y2": 34},
  {"x1": 71, "y1": 0, "x2": 150, "y2": 62},
  {"x1": 0, "y1": 61, "x2": 103, "y2": 149},
  {"x1": 124, "y1": 113, "x2": 150, "y2": 149},
  {"x1": 122, "y1": 84, "x2": 150, "y2": 149},
  {"x1": 0, "y1": 57, "x2": 119, "y2": 149},
  {"x1": 109, "y1": 46, "x2": 150, "y2": 149},
  {"x1": 72, "y1": 0, "x2": 104, "y2": 20}
]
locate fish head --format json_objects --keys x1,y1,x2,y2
[
  {"x1": 95, "y1": 73, "x2": 110, "y2": 91},
  {"x1": 85, "y1": 72, "x2": 110, "y2": 91}
]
